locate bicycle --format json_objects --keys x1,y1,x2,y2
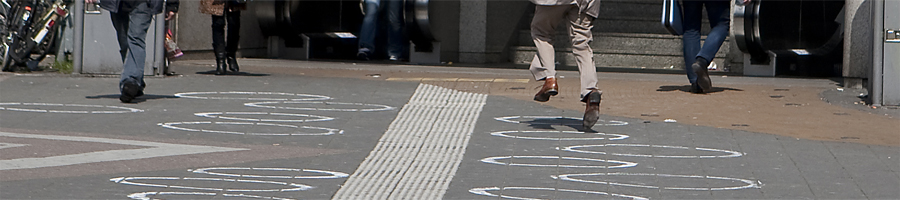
[{"x1": 2, "y1": 0, "x2": 71, "y2": 72}]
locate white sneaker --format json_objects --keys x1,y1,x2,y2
[{"x1": 389, "y1": 55, "x2": 399, "y2": 61}]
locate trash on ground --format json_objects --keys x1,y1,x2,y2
[
  {"x1": 664, "y1": 119, "x2": 677, "y2": 123},
  {"x1": 837, "y1": 88, "x2": 844, "y2": 91}
]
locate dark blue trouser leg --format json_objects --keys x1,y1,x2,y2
[
  {"x1": 681, "y1": 0, "x2": 730, "y2": 84},
  {"x1": 111, "y1": 1, "x2": 152, "y2": 90},
  {"x1": 358, "y1": 0, "x2": 381, "y2": 52}
]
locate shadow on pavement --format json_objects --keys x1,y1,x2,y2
[
  {"x1": 525, "y1": 117, "x2": 598, "y2": 133},
  {"x1": 657, "y1": 85, "x2": 744, "y2": 94},
  {"x1": 195, "y1": 70, "x2": 271, "y2": 76},
  {"x1": 85, "y1": 94, "x2": 179, "y2": 103}
]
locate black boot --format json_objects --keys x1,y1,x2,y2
[
  {"x1": 215, "y1": 52, "x2": 227, "y2": 75},
  {"x1": 227, "y1": 55, "x2": 239, "y2": 72}
]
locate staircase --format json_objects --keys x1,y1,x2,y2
[{"x1": 510, "y1": 0, "x2": 731, "y2": 72}]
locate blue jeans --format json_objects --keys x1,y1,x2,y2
[
  {"x1": 358, "y1": 0, "x2": 403, "y2": 58},
  {"x1": 110, "y1": 1, "x2": 153, "y2": 91},
  {"x1": 681, "y1": 0, "x2": 730, "y2": 84}
]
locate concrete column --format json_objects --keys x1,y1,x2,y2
[
  {"x1": 459, "y1": 0, "x2": 488, "y2": 63},
  {"x1": 843, "y1": 0, "x2": 873, "y2": 88}
]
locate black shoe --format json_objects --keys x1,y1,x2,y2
[
  {"x1": 692, "y1": 58, "x2": 712, "y2": 92},
  {"x1": 582, "y1": 89, "x2": 601, "y2": 129},
  {"x1": 689, "y1": 82, "x2": 704, "y2": 94},
  {"x1": 227, "y1": 56, "x2": 239, "y2": 72},
  {"x1": 357, "y1": 52, "x2": 370, "y2": 61},
  {"x1": 215, "y1": 53, "x2": 227, "y2": 75},
  {"x1": 120, "y1": 82, "x2": 140, "y2": 103}
]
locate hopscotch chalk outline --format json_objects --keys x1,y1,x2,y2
[
  {"x1": 191, "y1": 167, "x2": 350, "y2": 179},
  {"x1": 109, "y1": 176, "x2": 314, "y2": 192},
  {"x1": 495, "y1": 116, "x2": 629, "y2": 126},
  {"x1": 194, "y1": 112, "x2": 335, "y2": 123},
  {"x1": 491, "y1": 130, "x2": 629, "y2": 141},
  {"x1": 553, "y1": 172, "x2": 761, "y2": 191},
  {"x1": 174, "y1": 91, "x2": 332, "y2": 101},
  {"x1": 127, "y1": 192, "x2": 293, "y2": 200},
  {"x1": 480, "y1": 155, "x2": 638, "y2": 169},
  {"x1": 0, "y1": 102, "x2": 144, "y2": 113},
  {"x1": 559, "y1": 144, "x2": 744, "y2": 158},
  {"x1": 158, "y1": 121, "x2": 344, "y2": 136},
  {"x1": 245, "y1": 101, "x2": 396, "y2": 112},
  {"x1": 469, "y1": 186, "x2": 649, "y2": 200}
]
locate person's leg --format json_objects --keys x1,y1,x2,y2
[
  {"x1": 225, "y1": 9, "x2": 241, "y2": 71},
  {"x1": 211, "y1": 14, "x2": 226, "y2": 74},
  {"x1": 122, "y1": 2, "x2": 152, "y2": 88},
  {"x1": 118, "y1": 1, "x2": 153, "y2": 102},
  {"x1": 565, "y1": 5, "x2": 597, "y2": 99},
  {"x1": 385, "y1": 0, "x2": 404, "y2": 60},
  {"x1": 680, "y1": 0, "x2": 703, "y2": 85},
  {"x1": 110, "y1": 11, "x2": 129, "y2": 62},
  {"x1": 357, "y1": 0, "x2": 381, "y2": 59},
  {"x1": 528, "y1": 5, "x2": 567, "y2": 81},
  {"x1": 697, "y1": 0, "x2": 730, "y2": 62}
]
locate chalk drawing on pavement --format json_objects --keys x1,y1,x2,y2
[
  {"x1": 480, "y1": 156, "x2": 638, "y2": 169},
  {"x1": 0, "y1": 102, "x2": 143, "y2": 113},
  {"x1": 109, "y1": 176, "x2": 314, "y2": 192},
  {"x1": 245, "y1": 101, "x2": 396, "y2": 112},
  {"x1": 158, "y1": 121, "x2": 344, "y2": 136},
  {"x1": 191, "y1": 167, "x2": 350, "y2": 179},
  {"x1": 491, "y1": 130, "x2": 629, "y2": 141},
  {"x1": 494, "y1": 116, "x2": 629, "y2": 126},
  {"x1": 194, "y1": 112, "x2": 335, "y2": 123},
  {"x1": 559, "y1": 144, "x2": 744, "y2": 158},
  {"x1": 127, "y1": 191, "x2": 293, "y2": 200},
  {"x1": 553, "y1": 172, "x2": 761, "y2": 191},
  {"x1": 469, "y1": 186, "x2": 649, "y2": 200},
  {"x1": 174, "y1": 91, "x2": 332, "y2": 101}
]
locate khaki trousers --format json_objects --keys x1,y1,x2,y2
[{"x1": 529, "y1": 5, "x2": 598, "y2": 97}]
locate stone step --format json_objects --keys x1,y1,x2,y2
[{"x1": 518, "y1": 31, "x2": 730, "y2": 58}]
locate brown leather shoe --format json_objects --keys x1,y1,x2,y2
[
  {"x1": 533, "y1": 77, "x2": 558, "y2": 102},
  {"x1": 582, "y1": 89, "x2": 601, "y2": 129}
]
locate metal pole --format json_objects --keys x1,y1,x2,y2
[
  {"x1": 153, "y1": 11, "x2": 164, "y2": 76},
  {"x1": 872, "y1": 0, "x2": 883, "y2": 106},
  {"x1": 72, "y1": 0, "x2": 84, "y2": 74}
]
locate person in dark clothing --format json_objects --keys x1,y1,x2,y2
[
  {"x1": 200, "y1": 0, "x2": 245, "y2": 75},
  {"x1": 88, "y1": 0, "x2": 178, "y2": 103},
  {"x1": 681, "y1": 0, "x2": 749, "y2": 93}
]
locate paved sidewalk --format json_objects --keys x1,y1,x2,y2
[{"x1": 0, "y1": 59, "x2": 897, "y2": 199}]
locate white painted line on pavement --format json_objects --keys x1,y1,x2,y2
[
  {"x1": 0, "y1": 102, "x2": 144, "y2": 114},
  {"x1": 174, "y1": 91, "x2": 332, "y2": 101},
  {"x1": 553, "y1": 172, "x2": 761, "y2": 191},
  {"x1": 490, "y1": 130, "x2": 629, "y2": 140},
  {"x1": 158, "y1": 121, "x2": 344, "y2": 136},
  {"x1": 127, "y1": 192, "x2": 294, "y2": 200},
  {"x1": 0, "y1": 142, "x2": 29, "y2": 149},
  {"x1": 479, "y1": 155, "x2": 638, "y2": 169},
  {"x1": 190, "y1": 167, "x2": 349, "y2": 179},
  {"x1": 0, "y1": 132, "x2": 247, "y2": 170},
  {"x1": 332, "y1": 84, "x2": 488, "y2": 200},
  {"x1": 559, "y1": 143, "x2": 744, "y2": 158},
  {"x1": 468, "y1": 186, "x2": 649, "y2": 200},
  {"x1": 245, "y1": 101, "x2": 396, "y2": 112},
  {"x1": 194, "y1": 112, "x2": 335, "y2": 123},
  {"x1": 494, "y1": 116, "x2": 629, "y2": 126},
  {"x1": 110, "y1": 176, "x2": 314, "y2": 192}
]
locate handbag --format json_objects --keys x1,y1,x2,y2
[{"x1": 661, "y1": 0, "x2": 683, "y2": 35}]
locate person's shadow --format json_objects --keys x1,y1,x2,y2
[
  {"x1": 85, "y1": 94, "x2": 179, "y2": 103},
  {"x1": 196, "y1": 70, "x2": 271, "y2": 76},
  {"x1": 523, "y1": 117, "x2": 599, "y2": 133},
  {"x1": 657, "y1": 85, "x2": 744, "y2": 94}
]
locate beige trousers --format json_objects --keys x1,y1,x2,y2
[{"x1": 529, "y1": 5, "x2": 598, "y2": 97}]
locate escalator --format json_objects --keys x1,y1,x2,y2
[
  {"x1": 255, "y1": 0, "x2": 436, "y2": 60},
  {"x1": 734, "y1": 0, "x2": 845, "y2": 76}
]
